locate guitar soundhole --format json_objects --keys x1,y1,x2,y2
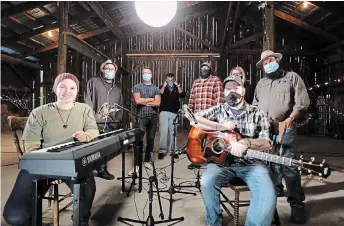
[{"x1": 212, "y1": 139, "x2": 225, "y2": 154}]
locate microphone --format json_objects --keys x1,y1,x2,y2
[{"x1": 98, "y1": 102, "x2": 120, "y2": 119}]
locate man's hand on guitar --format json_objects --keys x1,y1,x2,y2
[
  {"x1": 229, "y1": 141, "x2": 248, "y2": 157},
  {"x1": 284, "y1": 117, "x2": 293, "y2": 128},
  {"x1": 222, "y1": 121, "x2": 236, "y2": 131}
]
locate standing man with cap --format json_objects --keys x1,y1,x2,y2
[
  {"x1": 188, "y1": 62, "x2": 224, "y2": 168},
  {"x1": 253, "y1": 50, "x2": 310, "y2": 224},
  {"x1": 188, "y1": 62, "x2": 224, "y2": 113},
  {"x1": 193, "y1": 74, "x2": 276, "y2": 226},
  {"x1": 85, "y1": 59, "x2": 123, "y2": 180}
]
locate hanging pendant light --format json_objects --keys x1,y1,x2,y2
[{"x1": 135, "y1": 1, "x2": 178, "y2": 27}]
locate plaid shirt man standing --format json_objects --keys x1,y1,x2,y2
[{"x1": 188, "y1": 62, "x2": 224, "y2": 113}]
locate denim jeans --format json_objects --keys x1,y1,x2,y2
[
  {"x1": 272, "y1": 126, "x2": 305, "y2": 208},
  {"x1": 3, "y1": 170, "x2": 96, "y2": 226},
  {"x1": 138, "y1": 115, "x2": 159, "y2": 162},
  {"x1": 200, "y1": 163, "x2": 276, "y2": 226},
  {"x1": 158, "y1": 111, "x2": 177, "y2": 154}
]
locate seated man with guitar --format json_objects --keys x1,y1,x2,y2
[
  {"x1": 190, "y1": 75, "x2": 276, "y2": 226},
  {"x1": 3, "y1": 73, "x2": 98, "y2": 226}
]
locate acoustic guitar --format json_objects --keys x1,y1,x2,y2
[{"x1": 182, "y1": 105, "x2": 331, "y2": 181}]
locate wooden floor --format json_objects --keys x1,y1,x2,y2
[{"x1": 1, "y1": 131, "x2": 344, "y2": 226}]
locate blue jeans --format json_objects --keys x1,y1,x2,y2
[
  {"x1": 272, "y1": 127, "x2": 305, "y2": 208},
  {"x1": 158, "y1": 111, "x2": 177, "y2": 154},
  {"x1": 200, "y1": 163, "x2": 276, "y2": 226}
]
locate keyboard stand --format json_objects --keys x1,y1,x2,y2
[{"x1": 118, "y1": 141, "x2": 147, "y2": 196}]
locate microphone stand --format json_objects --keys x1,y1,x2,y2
[
  {"x1": 118, "y1": 152, "x2": 184, "y2": 226},
  {"x1": 155, "y1": 110, "x2": 197, "y2": 220},
  {"x1": 113, "y1": 103, "x2": 149, "y2": 196}
]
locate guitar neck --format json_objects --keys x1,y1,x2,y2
[{"x1": 246, "y1": 149, "x2": 295, "y2": 167}]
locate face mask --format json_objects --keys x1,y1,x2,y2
[
  {"x1": 104, "y1": 70, "x2": 115, "y2": 80},
  {"x1": 167, "y1": 80, "x2": 173, "y2": 86},
  {"x1": 263, "y1": 61, "x2": 279, "y2": 74},
  {"x1": 225, "y1": 92, "x2": 243, "y2": 107},
  {"x1": 200, "y1": 69, "x2": 211, "y2": 79},
  {"x1": 142, "y1": 73, "x2": 152, "y2": 81}
]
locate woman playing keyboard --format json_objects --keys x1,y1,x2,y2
[{"x1": 3, "y1": 73, "x2": 99, "y2": 226}]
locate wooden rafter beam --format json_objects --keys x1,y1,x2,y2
[
  {"x1": 228, "y1": 32, "x2": 264, "y2": 49},
  {"x1": 173, "y1": 26, "x2": 219, "y2": 52},
  {"x1": 24, "y1": 27, "x2": 109, "y2": 57},
  {"x1": 320, "y1": 40, "x2": 344, "y2": 53},
  {"x1": 2, "y1": 2, "x2": 129, "y2": 46},
  {"x1": 1, "y1": 1, "x2": 50, "y2": 20},
  {"x1": 274, "y1": 9, "x2": 340, "y2": 42},
  {"x1": 1, "y1": 54, "x2": 42, "y2": 69},
  {"x1": 2, "y1": 12, "x2": 98, "y2": 46},
  {"x1": 87, "y1": 1, "x2": 125, "y2": 41},
  {"x1": 220, "y1": 2, "x2": 234, "y2": 54},
  {"x1": 228, "y1": 49, "x2": 315, "y2": 55},
  {"x1": 77, "y1": 2, "x2": 91, "y2": 12},
  {"x1": 228, "y1": 2, "x2": 240, "y2": 48},
  {"x1": 309, "y1": 1, "x2": 344, "y2": 17},
  {"x1": 65, "y1": 33, "x2": 109, "y2": 63}
]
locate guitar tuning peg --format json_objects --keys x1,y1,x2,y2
[
  {"x1": 300, "y1": 155, "x2": 303, "y2": 159},
  {"x1": 308, "y1": 174, "x2": 312, "y2": 179},
  {"x1": 311, "y1": 157, "x2": 315, "y2": 162},
  {"x1": 322, "y1": 159, "x2": 325, "y2": 164},
  {"x1": 318, "y1": 177, "x2": 324, "y2": 183}
]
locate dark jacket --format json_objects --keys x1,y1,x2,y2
[
  {"x1": 84, "y1": 77, "x2": 123, "y2": 132},
  {"x1": 159, "y1": 84, "x2": 186, "y2": 114}
]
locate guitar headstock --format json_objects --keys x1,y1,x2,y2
[
  {"x1": 293, "y1": 155, "x2": 331, "y2": 182},
  {"x1": 182, "y1": 104, "x2": 198, "y2": 125}
]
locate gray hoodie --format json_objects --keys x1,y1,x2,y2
[{"x1": 84, "y1": 77, "x2": 123, "y2": 132}]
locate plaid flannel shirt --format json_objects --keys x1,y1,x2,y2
[
  {"x1": 195, "y1": 102, "x2": 271, "y2": 141},
  {"x1": 195, "y1": 102, "x2": 271, "y2": 165},
  {"x1": 188, "y1": 75, "x2": 224, "y2": 113}
]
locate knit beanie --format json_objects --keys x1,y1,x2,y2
[{"x1": 53, "y1": 73, "x2": 80, "y2": 93}]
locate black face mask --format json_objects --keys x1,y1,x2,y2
[
  {"x1": 225, "y1": 92, "x2": 243, "y2": 107},
  {"x1": 200, "y1": 69, "x2": 211, "y2": 79}
]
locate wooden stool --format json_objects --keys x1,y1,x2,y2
[
  {"x1": 8, "y1": 116, "x2": 73, "y2": 226},
  {"x1": 220, "y1": 178, "x2": 281, "y2": 226}
]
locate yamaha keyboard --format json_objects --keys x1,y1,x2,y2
[{"x1": 19, "y1": 128, "x2": 144, "y2": 179}]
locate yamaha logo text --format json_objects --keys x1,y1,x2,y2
[{"x1": 81, "y1": 152, "x2": 101, "y2": 166}]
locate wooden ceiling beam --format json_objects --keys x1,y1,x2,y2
[
  {"x1": 23, "y1": 27, "x2": 109, "y2": 57},
  {"x1": 227, "y1": 49, "x2": 315, "y2": 55},
  {"x1": 173, "y1": 26, "x2": 219, "y2": 52},
  {"x1": 1, "y1": 1, "x2": 50, "y2": 20},
  {"x1": 274, "y1": 9, "x2": 340, "y2": 42},
  {"x1": 1, "y1": 54, "x2": 42, "y2": 69},
  {"x1": 228, "y1": 32, "x2": 264, "y2": 49},
  {"x1": 2, "y1": 2, "x2": 128, "y2": 46},
  {"x1": 220, "y1": 2, "x2": 234, "y2": 55},
  {"x1": 2, "y1": 12, "x2": 98, "y2": 45},
  {"x1": 87, "y1": 1, "x2": 125, "y2": 41}
]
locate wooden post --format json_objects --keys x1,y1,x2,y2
[
  {"x1": 75, "y1": 52, "x2": 83, "y2": 102},
  {"x1": 57, "y1": 2, "x2": 68, "y2": 75},
  {"x1": 263, "y1": 2, "x2": 275, "y2": 51},
  {"x1": 121, "y1": 40, "x2": 130, "y2": 129},
  {"x1": 34, "y1": 69, "x2": 41, "y2": 108}
]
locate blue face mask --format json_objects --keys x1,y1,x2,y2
[
  {"x1": 104, "y1": 70, "x2": 115, "y2": 80},
  {"x1": 263, "y1": 61, "x2": 279, "y2": 74},
  {"x1": 142, "y1": 73, "x2": 152, "y2": 81}
]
